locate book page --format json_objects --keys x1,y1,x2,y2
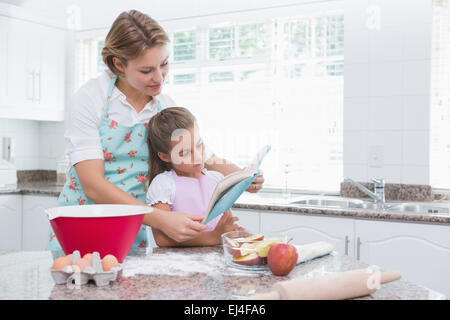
[
  {"x1": 202, "y1": 145, "x2": 271, "y2": 223},
  {"x1": 203, "y1": 170, "x2": 253, "y2": 220},
  {"x1": 247, "y1": 145, "x2": 271, "y2": 173}
]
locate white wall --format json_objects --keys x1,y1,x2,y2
[
  {"x1": 15, "y1": 0, "x2": 341, "y2": 30},
  {"x1": 0, "y1": 119, "x2": 66, "y2": 170},
  {"x1": 0, "y1": 119, "x2": 40, "y2": 169},
  {"x1": 344, "y1": 0, "x2": 433, "y2": 185}
]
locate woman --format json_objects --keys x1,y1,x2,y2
[{"x1": 46, "y1": 9, "x2": 264, "y2": 250}]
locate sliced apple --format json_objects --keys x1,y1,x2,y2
[
  {"x1": 241, "y1": 233, "x2": 264, "y2": 243},
  {"x1": 255, "y1": 238, "x2": 283, "y2": 258},
  {"x1": 237, "y1": 242, "x2": 259, "y2": 257},
  {"x1": 232, "y1": 252, "x2": 261, "y2": 266},
  {"x1": 224, "y1": 237, "x2": 241, "y2": 257}
]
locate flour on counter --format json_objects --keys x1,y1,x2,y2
[{"x1": 122, "y1": 251, "x2": 265, "y2": 277}]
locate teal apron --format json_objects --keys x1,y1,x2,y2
[{"x1": 46, "y1": 74, "x2": 161, "y2": 251}]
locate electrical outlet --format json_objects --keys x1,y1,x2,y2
[
  {"x1": 2, "y1": 137, "x2": 16, "y2": 163},
  {"x1": 368, "y1": 145, "x2": 384, "y2": 168},
  {"x1": 2, "y1": 137, "x2": 11, "y2": 161}
]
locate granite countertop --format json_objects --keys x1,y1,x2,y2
[
  {"x1": 2, "y1": 182, "x2": 450, "y2": 225},
  {"x1": 0, "y1": 182, "x2": 63, "y2": 196},
  {"x1": 0, "y1": 247, "x2": 446, "y2": 300},
  {"x1": 233, "y1": 193, "x2": 450, "y2": 225}
]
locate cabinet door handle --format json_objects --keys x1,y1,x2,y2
[
  {"x1": 38, "y1": 71, "x2": 41, "y2": 103},
  {"x1": 27, "y1": 71, "x2": 34, "y2": 101},
  {"x1": 344, "y1": 235, "x2": 349, "y2": 255},
  {"x1": 357, "y1": 236, "x2": 362, "y2": 260},
  {"x1": 35, "y1": 71, "x2": 41, "y2": 104}
]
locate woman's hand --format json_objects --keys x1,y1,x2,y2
[
  {"x1": 246, "y1": 173, "x2": 265, "y2": 193},
  {"x1": 157, "y1": 210, "x2": 207, "y2": 243}
]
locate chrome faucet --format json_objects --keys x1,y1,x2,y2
[{"x1": 344, "y1": 178, "x2": 386, "y2": 206}]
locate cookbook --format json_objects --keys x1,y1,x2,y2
[{"x1": 202, "y1": 145, "x2": 271, "y2": 224}]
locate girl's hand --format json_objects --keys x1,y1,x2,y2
[
  {"x1": 214, "y1": 210, "x2": 244, "y2": 237},
  {"x1": 159, "y1": 210, "x2": 207, "y2": 243},
  {"x1": 246, "y1": 172, "x2": 264, "y2": 193}
]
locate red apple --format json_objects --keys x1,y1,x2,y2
[
  {"x1": 232, "y1": 252, "x2": 261, "y2": 266},
  {"x1": 267, "y1": 243, "x2": 298, "y2": 276}
]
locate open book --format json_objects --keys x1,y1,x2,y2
[{"x1": 202, "y1": 145, "x2": 271, "y2": 224}]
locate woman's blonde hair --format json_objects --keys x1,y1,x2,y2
[
  {"x1": 101, "y1": 10, "x2": 170, "y2": 75},
  {"x1": 147, "y1": 107, "x2": 197, "y2": 184}
]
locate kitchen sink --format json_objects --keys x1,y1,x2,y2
[
  {"x1": 288, "y1": 195, "x2": 450, "y2": 214},
  {"x1": 347, "y1": 202, "x2": 384, "y2": 210},
  {"x1": 387, "y1": 203, "x2": 450, "y2": 214},
  {"x1": 289, "y1": 196, "x2": 366, "y2": 209}
]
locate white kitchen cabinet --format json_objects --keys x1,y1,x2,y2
[
  {"x1": 260, "y1": 211, "x2": 354, "y2": 257},
  {"x1": 3, "y1": 16, "x2": 28, "y2": 110},
  {"x1": 38, "y1": 25, "x2": 66, "y2": 115},
  {"x1": 231, "y1": 208, "x2": 260, "y2": 233},
  {"x1": 21, "y1": 195, "x2": 57, "y2": 251},
  {"x1": 0, "y1": 17, "x2": 8, "y2": 107},
  {"x1": 0, "y1": 195, "x2": 22, "y2": 250},
  {"x1": 0, "y1": 11, "x2": 65, "y2": 121},
  {"x1": 355, "y1": 219, "x2": 450, "y2": 297}
]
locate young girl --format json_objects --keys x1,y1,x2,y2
[{"x1": 146, "y1": 107, "x2": 244, "y2": 247}]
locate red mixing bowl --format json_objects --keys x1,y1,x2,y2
[{"x1": 46, "y1": 204, "x2": 152, "y2": 263}]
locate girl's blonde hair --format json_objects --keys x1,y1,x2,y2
[
  {"x1": 101, "y1": 10, "x2": 170, "y2": 75},
  {"x1": 147, "y1": 107, "x2": 197, "y2": 183}
]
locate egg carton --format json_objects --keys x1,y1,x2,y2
[{"x1": 50, "y1": 250, "x2": 122, "y2": 287}]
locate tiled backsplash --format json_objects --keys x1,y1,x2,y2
[
  {"x1": 17, "y1": 170, "x2": 56, "y2": 183},
  {"x1": 0, "y1": 119, "x2": 66, "y2": 170},
  {"x1": 343, "y1": 0, "x2": 433, "y2": 186}
]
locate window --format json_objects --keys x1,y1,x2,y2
[
  {"x1": 173, "y1": 30, "x2": 196, "y2": 61},
  {"x1": 76, "y1": 10, "x2": 344, "y2": 192},
  {"x1": 75, "y1": 37, "x2": 107, "y2": 92},
  {"x1": 431, "y1": 0, "x2": 450, "y2": 189},
  {"x1": 173, "y1": 73, "x2": 196, "y2": 85},
  {"x1": 165, "y1": 13, "x2": 343, "y2": 192},
  {"x1": 238, "y1": 23, "x2": 268, "y2": 57},
  {"x1": 271, "y1": 15, "x2": 343, "y2": 190},
  {"x1": 209, "y1": 26, "x2": 235, "y2": 59},
  {"x1": 209, "y1": 71, "x2": 234, "y2": 82}
]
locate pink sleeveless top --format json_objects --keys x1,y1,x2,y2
[{"x1": 170, "y1": 169, "x2": 222, "y2": 232}]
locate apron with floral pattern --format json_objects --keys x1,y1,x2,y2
[{"x1": 46, "y1": 74, "x2": 160, "y2": 251}]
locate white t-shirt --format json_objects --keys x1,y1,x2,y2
[
  {"x1": 66, "y1": 69, "x2": 213, "y2": 166},
  {"x1": 146, "y1": 168, "x2": 224, "y2": 206}
]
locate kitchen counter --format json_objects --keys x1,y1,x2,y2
[
  {"x1": 233, "y1": 192, "x2": 450, "y2": 225},
  {"x1": 2, "y1": 182, "x2": 450, "y2": 225},
  {"x1": 0, "y1": 246, "x2": 446, "y2": 300},
  {"x1": 0, "y1": 182, "x2": 62, "y2": 196}
]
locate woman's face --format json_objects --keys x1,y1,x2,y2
[{"x1": 119, "y1": 44, "x2": 169, "y2": 97}]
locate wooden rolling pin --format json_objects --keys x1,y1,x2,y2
[{"x1": 247, "y1": 268, "x2": 401, "y2": 300}]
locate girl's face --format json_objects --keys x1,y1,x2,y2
[
  {"x1": 117, "y1": 44, "x2": 169, "y2": 97},
  {"x1": 159, "y1": 125, "x2": 206, "y2": 175}
]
